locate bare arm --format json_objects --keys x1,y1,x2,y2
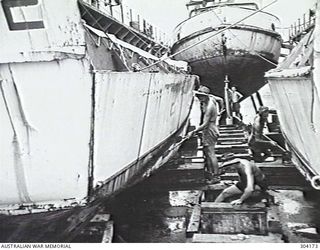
[
  {"x1": 237, "y1": 91, "x2": 243, "y2": 100},
  {"x1": 231, "y1": 162, "x2": 254, "y2": 205},
  {"x1": 211, "y1": 95, "x2": 225, "y2": 111},
  {"x1": 239, "y1": 164, "x2": 254, "y2": 203},
  {"x1": 252, "y1": 117, "x2": 273, "y2": 144}
]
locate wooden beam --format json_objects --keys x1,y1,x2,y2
[
  {"x1": 200, "y1": 202, "x2": 268, "y2": 235},
  {"x1": 186, "y1": 204, "x2": 201, "y2": 238},
  {"x1": 192, "y1": 234, "x2": 284, "y2": 243},
  {"x1": 201, "y1": 202, "x2": 266, "y2": 212},
  {"x1": 101, "y1": 221, "x2": 114, "y2": 243}
]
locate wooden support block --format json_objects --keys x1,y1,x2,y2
[
  {"x1": 90, "y1": 214, "x2": 110, "y2": 223},
  {"x1": 215, "y1": 144, "x2": 248, "y2": 149},
  {"x1": 267, "y1": 206, "x2": 282, "y2": 234},
  {"x1": 177, "y1": 162, "x2": 205, "y2": 170},
  {"x1": 201, "y1": 202, "x2": 266, "y2": 211},
  {"x1": 147, "y1": 162, "x2": 206, "y2": 189},
  {"x1": 180, "y1": 156, "x2": 205, "y2": 163},
  {"x1": 215, "y1": 148, "x2": 250, "y2": 155},
  {"x1": 220, "y1": 130, "x2": 245, "y2": 134},
  {"x1": 217, "y1": 153, "x2": 251, "y2": 160},
  {"x1": 101, "y1": 221, "x2": 114, "y2": 243},
  {"x1": 219, "y1": 125, "x2": 240, "y2": 129},
  {"x1": 200, "y1": 202, "x2": 268, "y2": 235},
  {"x1": 218, "y1": 141, "x2": 247, "y2": 146},
  {"x1": 219, "y1": 133, "x2": 245, "y2": 138},
  {"x1": 192, "y1": 233, "x2": 284, "y2": 243},
  {"x1": 218, "y1": 137, "x2": 246, "y2": 141},
  {"x1": 186, "y1": 204, "x2": 201, "y2": 238}
]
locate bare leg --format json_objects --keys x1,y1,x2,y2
[
  {"x1": 215, "y1": 185, "x2": 243, "y2": 202},
  {"x1": 204, "y1": 144, "x2": 219, "y2": 175}
]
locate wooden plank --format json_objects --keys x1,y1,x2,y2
[
  {"x1": 267, "y1": 206, "x2": 282, "y2": 233},
  {"x1": 90, "y1": 214, "x2": 110, "y2": 223},
  {"x1": 200, "y1": 202, "x2": 268, "y2": 235},
  {"x1": 201, "y1": 202, "x2": 266, "y2": 212},
  {"x1": 219, "y1": 134, "x2": 245, "y2": 137},
  {"x1": 215, "y1": 144, "x2": 248, "y2": 149},
  {"x1": 219, "y1": 130, "x2": 243, "y2": 133},
  {"x1": 192, "y1": 233, "x2": 284, "y2": 243},
  {"x1": 186, "y1": 204, "x2": 201, "y2": 238},
  {"x1": 180, "y1": 156, "x2": 205, "y2": 162},
  {"x1": 177, "y1": 162, "x2": 205, "y2": 170},
  {"x1": 216, "y1": 153, "x2": 251, "y2": 159},
  {"x1": 101, "y1": 221, "x2": 114, "y2": 243},
  {"x1": 218, "y1": 136, "x2": 246, "y2": 140}
]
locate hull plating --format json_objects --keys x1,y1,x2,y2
[
  {"x1": 172, "y1": 5, "x2": 281, "y2": 97},
  {"x1": 0, "y1": 0, "x2": 197, "y2": 241}
]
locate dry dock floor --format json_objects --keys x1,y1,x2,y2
[{"x1": 107, "y1": 126, "x2": 320, "y2": 243}]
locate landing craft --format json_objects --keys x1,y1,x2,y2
[{"x1": 0, "y1": 0, "x2": 197, "y2": 242}]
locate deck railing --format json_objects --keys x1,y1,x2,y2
[
  {"x1": 83, "y1": 0, "x2": 171, "y2": 46},
  {"x1": 289, "y1": 3, "x2": 317, "y2": 42}
]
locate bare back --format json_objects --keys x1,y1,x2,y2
[{"x1": 201, "y1": 97, "x2": 219, "y2": 146}]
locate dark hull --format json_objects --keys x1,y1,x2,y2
[
  {"x1": 171, "y1": 6, "x2": 282, "y2": 98},
  {"x1": 188, "y1": 51, "x2": 276, "y2": 97}
]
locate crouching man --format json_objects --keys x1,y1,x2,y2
[{"x1": 215, "y1": 154, "x2": 268, "y2": 205}]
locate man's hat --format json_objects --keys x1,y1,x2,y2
[
  {"x1": 194, "y1": 85, "x2": 211, "y2": 96},
  {"x1": 258, "y1": 106, "x2": 269, "y2": 115}
]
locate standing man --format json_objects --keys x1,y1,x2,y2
[
  {"x1": 248, "y1": 106, "x2": 278, "y2": 162},
  {"x1": 215, "y1": 153, "x2": 268, "y2": 205},
  {"x1": 230, "y1": 86, "x2": 243, "y2": 120},
  {"x1": 187, "y1": 86, "x2": 224, "y2": 183}
]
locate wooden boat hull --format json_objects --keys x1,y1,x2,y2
[{"x1": 171, "y1": 5, "x2": 282, "y2": 97}]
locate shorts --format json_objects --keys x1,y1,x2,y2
[
  {"x1": 232, "y1": 102, "x2": 240, "y2": 113},
  {"x1": 235, "y1": 179, "x2": 268, "y2": 192},
  {"x1": 202, "y1": 125, "x2": 219, "y2": 147}
]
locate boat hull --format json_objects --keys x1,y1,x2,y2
[
  {"x1": 0, "y1": 0, "x2": 197, "y2": 242},
  {"x1": 171, "y1": 5, "x2": 281, "y2": 97},
  {"x1": 267, "y1": 74, "x2": 320, "y2": 181},
  {"x1": 0, "y1": 112, "x2": 190, "y2": 242}
]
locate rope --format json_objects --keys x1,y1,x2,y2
[{"x1": 138, "y1": 0, "x2": 278, "y2": 72}]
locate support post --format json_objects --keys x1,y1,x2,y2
[
  {"x1": 224, "y1": 75, "x2": 233, "y2": 125},
  {"x1": 256, "y1": 91, "x2": 264, "y2": 107},
  {"x1": 250, "y1": 95, "x2": 258, "y2": 113},
  {"x1": 109, "y1": 0, "x2": 113, "y2": 16},
  {"x1": 120, "y1": 3, "x2": 124, "y2": 23}
]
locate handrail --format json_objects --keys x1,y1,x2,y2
[
  {"x1": 289, "y1": 4, "x2": 317, "y2": 42},
  {"x1": 83, "y1": 0, "x2": 171, "y2": 46}
]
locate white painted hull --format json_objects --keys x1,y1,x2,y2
[
  {"x1": 266, "y1": 2, "x2": 320, "y2": 185},
  {"x1": 172, "y1": 4, "x2": 281, "y2": 97},
  {"x1": 268, "y1": 75, "x2": 320, "y2": 178},
  {"x1": 0, "y1": 0, "x2": 196, "y2": 221}
]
